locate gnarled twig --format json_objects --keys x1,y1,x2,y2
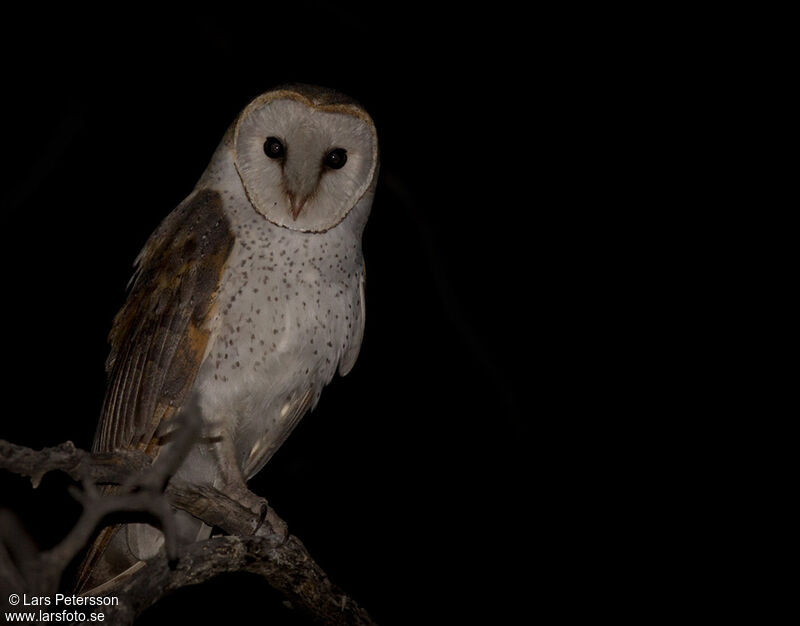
[{"x1": 0, "y1": 432, "x2": 376, "y2": 625}]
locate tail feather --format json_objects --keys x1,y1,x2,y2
[
  {"x1": 75, "y1": 506, "x2": 206, "y2": 592},
  {"x1": 75, "y1": 524, "x2": 126, "y2": 593}
]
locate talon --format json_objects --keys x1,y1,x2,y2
[{"x1": 253, "y1": 501, "x2": 268, "y2": 534}]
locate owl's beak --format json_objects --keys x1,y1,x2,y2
[
  {"x1": 283, "y1": 154, "x2": 318, "y2": 220},
  {"x1": 287, "y1": 192, "x2": 308, "y2": 221}
]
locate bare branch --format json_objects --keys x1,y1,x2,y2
[
  {"x1": 0, "y1": 404, "x2": 202, "y2": 590},
  {"x1": 166, "y1": 480, "x2": 288, "y2": 539},
  {"x1": 0, "y1": 433, "x2": 377, "y2": 625},
  {"x1": 0, "y1": 439, "x2": 150, "y2": 487},
  {"x1": 89, "y1": 535, "x2": 376, "y2": 626},
  {"x1": 0, "y1": 510, "x2": 39, "y2": 595},
  {"x1": 35, "y1": 484, "x2": 177, "y2": 595}
]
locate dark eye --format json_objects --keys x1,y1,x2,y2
[
  {"x1": 264, "y1": 137, "x2": 285, "y2": 159},
  {"x1": 324, "y1": 148, "x2": 347, "y2": 170}
]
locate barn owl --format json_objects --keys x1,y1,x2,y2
[{"x1": 77, "y1": 84, "x2": 379, "y2": 590}]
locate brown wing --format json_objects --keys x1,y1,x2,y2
[
  {"x1": 77, "y1": 188, "x2": 234, "y2": 592},
  {"x1": 94, "y1": 188, "x2": 235, "y2": 456}
]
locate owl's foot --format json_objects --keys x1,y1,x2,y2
[
  {"x1": 223, "y1": 481, "x2": 266, "y2": 527},
  {"x1": 209, "y1": 433, "x2": 288, "y2": 540},
  {"x1": 223, "y1": 481, "x2": 288, "y2": 540}
]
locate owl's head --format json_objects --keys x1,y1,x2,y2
[{"x1": 233, "y1": 84, "x2": 378, "y2": 232}]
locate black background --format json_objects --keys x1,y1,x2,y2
[{"x1": 0, "y1": 6, "x2": 570, "y2": 625}]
